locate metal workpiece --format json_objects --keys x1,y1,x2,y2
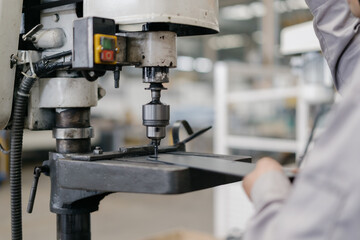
[
  {"x1": 125, "y1": 31, "x2": 177, "y2": 68},
  {"x1": 143, "y1": 67, "x2": 169, "y2": 83},
  {"x1": 73, "y1": 144, "x2": 183, "y2": 161}
]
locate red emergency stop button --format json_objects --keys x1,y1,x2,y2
[{"x1": 100, "y1": 50, "x2": 115, "y2": 62}]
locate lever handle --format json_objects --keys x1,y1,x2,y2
[
  {"x1": 27, "y1": 166, "x2": 48, "y2": 214},
  {"x1": 114, "y1": 65, "x2": 121, "y2": 88},
  {"x1": 171, "y1": 120, "x2": 194, "y2": 145},
  {"x1": 22, "y1": 24, "x2": 43, "y2": 42}
]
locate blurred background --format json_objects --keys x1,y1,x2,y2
[{"x1": 0, "y1": 0, "x2": 336, "y2": 239}]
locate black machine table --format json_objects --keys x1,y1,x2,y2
[{"x1": 54, "y1": 150, "x2": 252, "y2": 194}]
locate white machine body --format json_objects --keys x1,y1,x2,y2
[
  {"x1": 0, "y1": 0, "x2": 23, "y2": 129},
  {"x1": 84, "y1": 0, "x2": 219, "y2": 34}
]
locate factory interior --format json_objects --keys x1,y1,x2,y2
[{"x1": 0, "y1": 0, "x2": 342, "y2": 239}]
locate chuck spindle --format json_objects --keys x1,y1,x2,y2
[{"x1": 142, "y1": 67, "x2": 170, "y2": 157}]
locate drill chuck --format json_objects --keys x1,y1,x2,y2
[{"x1": 142, "y1": 103, "x2": 169, "y2": 140}]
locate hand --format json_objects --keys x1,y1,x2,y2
[
  {"x1": 242, "y1": 157, "x2": 283, "y2": 200},
  {"x1": 348, "y1": 0, "x2": 360, "y2": 18}
]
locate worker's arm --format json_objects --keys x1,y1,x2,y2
[
  {"x1": 242, "y1": 159, "x2": 291, "y2": 240},
  {"x1": 242, "y1": 1, "x2": 360, "y2": 239},
  {"x1": 243, "y1": 73, "x2": 360, "y2": 239},
  {"x1": 307, "y1": 0, "x2": 360, "y2": 92}
]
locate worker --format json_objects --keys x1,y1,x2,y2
[{"x1": 242, "y1": 0, "x2": 360, "y2": 239}]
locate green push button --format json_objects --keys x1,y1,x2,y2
[{"x1": 100, "y1": 37, "x2": 115, "y2": 50}]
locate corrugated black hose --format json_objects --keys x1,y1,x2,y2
[
  {"x1": 10, "y1": 73, "x2": 38, "y2": 240},
  {"x1": 10, "y1": 53, "x2": 71, "y2": 240}
]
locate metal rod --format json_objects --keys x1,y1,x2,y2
[
  {"x1": 43, "y1": 50, "x2": 72, "y2": 61},
  {"x1": 55, "y1": 108, "x2": 93, "y2": 239}
]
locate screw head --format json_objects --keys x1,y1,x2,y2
[
  {"x1": 53, "y1": 14, "x2": 60, "y2": 22},
  {"x1": 93, "y1": 146, "x2": 103, "y2": 154}
]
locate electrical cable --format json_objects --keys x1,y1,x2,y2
[
  {"x1": 10, "y1": 54, "x2": 72, "y2": 240},
  {"x1": 42, "y1": 50, "x2": 72, "y2": 61},
  {"x1": 10, "y1": 72, "x2": 38, "y2": 240}
]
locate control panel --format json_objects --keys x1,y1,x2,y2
[
  {"x1": 94, "y1": 34, "x2": 118, "y2": 64},
  {"x1": 72, "y1": 17, "x2": 117, "y2": 70}
]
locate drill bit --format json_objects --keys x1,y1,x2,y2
[
  {"x1": 151, "y1": 140, "x2": 160, "y2": 158},
  {"x1": 154, "y1": 143, "x2": 159, "y2": 158}
]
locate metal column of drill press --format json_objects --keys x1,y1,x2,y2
[
  {"x1": 53, "y1": 108, "x2": 93, "y2": 154},
  {"x1": 52, "y1": 108, "x2": 96, "y2": 240},
  {"x1": 143, "y1": 67, "x2": 170, "y2": 157}
]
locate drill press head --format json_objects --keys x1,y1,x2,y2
[
  {"x1": 72, "y1": 0, "x2": 220, "y2": 155},
  {"x1": 142, "y1": 67, "x2": 170, "y2": 155}
]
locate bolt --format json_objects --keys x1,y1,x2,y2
[
  {"x1": 53, "y1": 14, "x2": 60, "y2": 22},
  {"x1": 119, "y1": 147, "x2": 127, "y2": 153},
  {"x1": 10, "y1": 54, "x2": 18, "y2": 69},
  {"x1": 93, "y1": 146, "x2": 103, "y2": 155}
]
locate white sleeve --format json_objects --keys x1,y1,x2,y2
[
  {"x1": 243, "y1": 171, "x2": 291, "y2": 240},
  {"x1": 243, "y1": 76, "x2": 360, "y2": 239},
  {"x1": 306, "y1": 0, "x2": 360, "y2": 91},
  {"x1": 243, "y1": 1, "x2": 360, "y2": 239}
]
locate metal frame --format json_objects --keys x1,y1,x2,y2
[
  {"x1": 214, "y1": 61, "x2": 306, "y2": 156},
  {"x1": 213, "y1": 61, "x2": 304, "y2": 239},
  {"x1": 213, "y1": 59, "x2": 333, "y2": 238}
]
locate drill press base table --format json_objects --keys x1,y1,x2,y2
[{"x1": 56, "y1": 152, "x2": 251, "y2": 194}]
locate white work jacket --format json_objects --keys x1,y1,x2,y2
[{"x1": 244, "y1": 0, "x2": 360, "y2": 239}]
